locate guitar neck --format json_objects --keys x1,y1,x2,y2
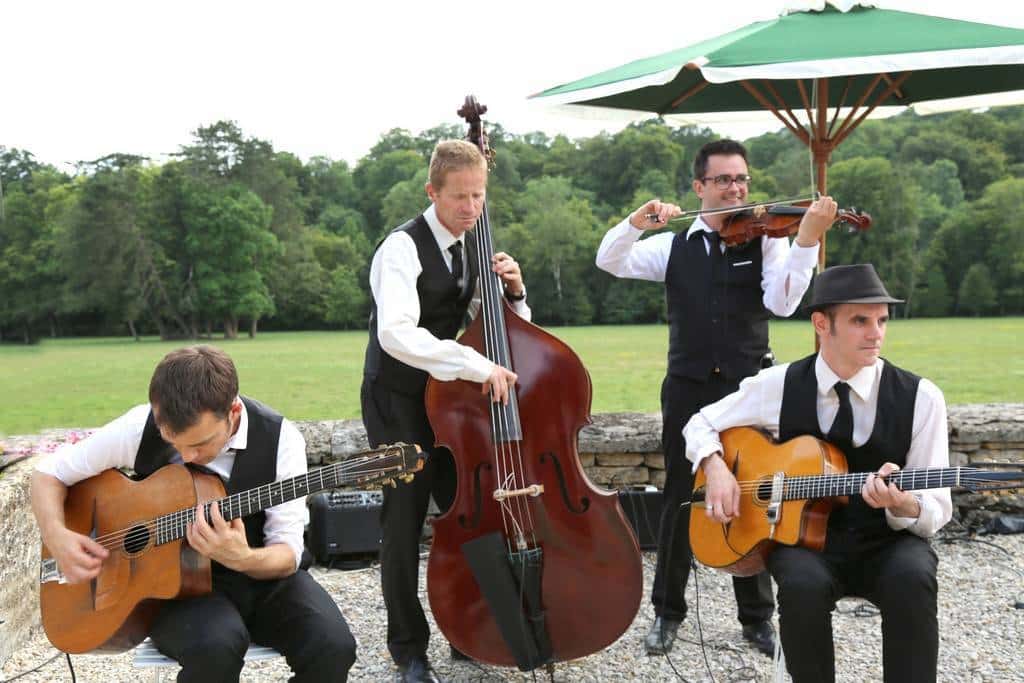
[
  {"x1": 153, "y1": 449, "x2": 409, "y2": 546},
  {"x1": 784, "y1": 467, "x2": 1020, "y2": 500}
]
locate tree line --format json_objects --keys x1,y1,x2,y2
[{"x1": 2, "y1": 106, "x2": 1023, "y2": 343}]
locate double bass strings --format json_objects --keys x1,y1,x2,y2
[{"x1": 473, "y1": 204, "x2": 538, "y2": 552}]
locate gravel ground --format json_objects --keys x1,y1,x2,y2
[{"x1": 3, "y1": 528, "x2": 1023, "y2": 683}]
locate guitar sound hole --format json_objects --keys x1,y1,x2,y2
[
  {"x1": 123, "y1": 525, "x2": 151, "y2": 555},
  {"x1": 755, "y1": 481, "x2": 772, "y2": 503}
]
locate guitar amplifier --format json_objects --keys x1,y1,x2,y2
[
  {"x1": 306, "y1": 490, "x2": 383, "y2": 565},
  {"x1": 618, "y1": 486, "x2": 664, "y2": 551}
]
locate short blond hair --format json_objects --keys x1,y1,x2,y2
[{"x1": 428, "y1": 140, "x2": 487, "y2": 189}]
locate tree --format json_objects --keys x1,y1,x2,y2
[
  {"x1": 324, "y1": 265, "x2": 367, "y2": 328},
  {"x1": 957, "y1": 264, "x2": 998, "y2": 316},
  {"x1": 182, "y1": 184, "x2": 278, "y2": 338},
  {"x1": 912, "y1": 264, "x2": 952, "y2": 317}
]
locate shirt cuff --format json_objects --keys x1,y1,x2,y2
[
  {"x1": 885, "y1": 493, "x2": 933, "y2": 536},
  {"x1": 690, "y1": 442, "x2": 724, "y2": 474},
  {"x1": 787, "y1": 241, "x2": 819, "y2": 270},
  {"x1": 461, "y1": 351, "x2": 494, "y2": 384}
]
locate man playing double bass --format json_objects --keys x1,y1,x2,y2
[
  {"x1": 596, "y1": 139, "x2": 837, "y2": 656},
  {"x1": 360, "y1": 139, "x2": 530, "y2": 683},
  {"x1": 685, "y1": 264, "x2": 952, "y2": 682}
]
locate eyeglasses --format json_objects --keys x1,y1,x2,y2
[{"x1": 700, "y1": 174, "x2": 752, "y2": 189}]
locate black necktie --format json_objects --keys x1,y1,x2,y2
[
  {"x1": 828, "y1": 381, "x2": 854, "y2": 452},
  {"x1": 448, "y1": 242, "x2": 464, "y2": 287}
]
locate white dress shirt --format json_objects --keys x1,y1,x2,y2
[
  {"x1": 683, "y1": 356, "x2": 953, "y2": 538},
  {"x1": 368, "y1": 203, "x2": 532, "y2": 383},
  {"x1": 595, "y1": 215, "x2": 820, "y2": 316},
  {"x1": 36, "y1": 400, "x2": 310, "y2": 569}
]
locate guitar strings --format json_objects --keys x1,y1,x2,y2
[
  {"x1": 79, "y1": 452, "x2": 408, "y2": 552},
  {"x1": 720, "y1": 467, "x2": 1021, "y2": 496}
]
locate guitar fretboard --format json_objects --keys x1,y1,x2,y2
[
  {"x1": 781, "y1": 467, "x2": 1011, "y2": 500},
  {"x1": 152, "y1": 450, "x2": 409, "y2": 545}
]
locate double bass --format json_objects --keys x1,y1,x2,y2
[{"x1": 424, "y1": 97, "x2": 643, "y2": 670}]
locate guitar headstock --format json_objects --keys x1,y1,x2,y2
[{"x1": 351, "y1": 442, "x2": 425, "y2": 488}]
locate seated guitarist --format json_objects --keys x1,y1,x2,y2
[
  {"x1": 30, "y1": 345, "x2": 356, "y2": 683},
  {"x1": 684, "y1": 264, "x2": 952, "y2": 683}
]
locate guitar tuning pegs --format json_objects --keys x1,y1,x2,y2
[
  {"x1": 399, "y1": 474, "x2": 413, "y2": 483},
  {"x1": 384, "y1": 478, "x2": 397, "y2": 488}
]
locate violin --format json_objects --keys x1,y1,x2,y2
[
  {"x1": 644, "y1": 196, "x2": 872, "y2": 246},
  {"x1": 719, "y1": 199, "x2": 872, "y2": 246}
]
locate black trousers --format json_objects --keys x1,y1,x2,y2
[
  {"x1": 768, "y1": 530, "x2": 939, "y2": 683},
  {"x1": 650, "y1": 373, "x2": 775, "y2": 624},
  {"x1": 149, "y1": 568, "x2": 356, "y2": 683},
  {"x1": 360, "y1": 378, "x2": 457, "y2": 666}
]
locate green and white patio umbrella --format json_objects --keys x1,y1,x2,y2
[{"x1": 533, "y1": 2, "x2": 1024, "y2": 265}]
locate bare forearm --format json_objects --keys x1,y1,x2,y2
[
  {"x1": 231, "y1": 543, "x2": 297, "y2": 580},
  {"x1": 30, "y1": 471, "x2": 69, "y2": 542}
]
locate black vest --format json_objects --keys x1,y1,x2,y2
[
  {"x1": 664, "y1": 231, "x2": 768, "y2": 381},
  {"x1": 363, "y1": 214, "x2": 479, "y2": 395},
  {"x1": 779, "y1": 355, "x2": 920, "y2": 537},
  {"x1": 135, "y1": 396, "x2": 283, "y2": 551}
]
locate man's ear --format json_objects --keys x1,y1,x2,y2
[{"x1": 811, "y1": 310, "x2": 828, "y2": 337}]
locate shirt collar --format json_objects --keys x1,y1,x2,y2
[
  {"x1": 424, "y1": 204, "x2": 464, "y2": 251},
  {"x1": 814, "y1": 355, "x2": 881, "y2": 402},
  {"x1": 685, "y1": 214, "x2": 714, "y2": 240},
  {"x1": 224, "y1": 396, "x2": 247, "y2": 453}
]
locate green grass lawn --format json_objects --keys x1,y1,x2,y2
[{"x1": 2, "y1": 318, "x2": 1022, "y2": 435}]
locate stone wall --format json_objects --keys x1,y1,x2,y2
[{"x1": 2, "y1": 404, "x2": 1022, "y2": 666}]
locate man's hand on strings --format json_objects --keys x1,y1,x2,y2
[
  {"x1": 629, "y1": 199, "x2": 681, "y2": 231},
  {"x1": 492, "y1": 252, "x2": 525, "y2": 297},
  {"x1": 187, "y1": 501, "x2": 252, "y2": 570},
  {"x1": 48, "y1": 527, "x2": 109, "y2": 584},
  {"x1": 862, "y1": 462, "x2": 920, "y2": 518},
  {"x1": 702, "y1": 452, "x2": 741, "y2": 523},
  {"x1": 795, "y1": 195, "x2": 838, "y2": 247},
  {"x1": 482, "y1": 364, "x2": 518, "y2": 405}
]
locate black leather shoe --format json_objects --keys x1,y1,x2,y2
[
  {"x1": 741, "y1": 620, "x2": 776, "y2": 657},
  {"x1": 397, "y1": 656, "x2": 442, "y2": 683},
  {"x1": 449, "y1": 644, "x2": 470, "y2": 661},
  {"x1": 644, "y1": 616, "x2": 681, "y2": 655}
]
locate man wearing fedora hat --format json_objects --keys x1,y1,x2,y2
[{"x1": 683, "y1": 263, "x2": 952, "y2": 682}]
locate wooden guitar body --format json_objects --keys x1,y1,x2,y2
[
  {"x1": 40, "y1": 465, "x2": 221, "y2": 654},
  {"x1": 689, "y1": 427, "x2": 848, "y2": 576}
]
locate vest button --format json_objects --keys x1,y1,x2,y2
[{"x1": 713, "y1": 367, "x2": 721, "y2": 374}]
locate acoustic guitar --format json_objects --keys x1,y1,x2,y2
[
  {"x1": 39, "y1": 442, "x2": 424, "y2": 654},
  {"x1": 690, "y1": 427, "x2": 1024, "y2": 577}
]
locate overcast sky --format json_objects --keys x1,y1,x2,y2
[{"x1": 4, "y1": 0, "x2": 1023, "y2": 171}]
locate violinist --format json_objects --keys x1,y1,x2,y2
[
  {"x1": 595, "y1": 139, "x2": 836, "y2": 657},
  {"x1": 360, "y1": 139, "x2": 530, "y2": 683}
]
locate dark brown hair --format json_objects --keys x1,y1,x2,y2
[
  {"x1": 148, "y1": 345, "x2": 238, "y2": 434},
  {"x1": 693, "y1": 139, "x2": 748, "y2": 181}
]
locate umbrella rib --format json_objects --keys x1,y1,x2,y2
[
  {"x1": 796, "y1": 80, "x2": 817, "y2": 141},
  {"x1": 833, "y1": 71, "x2": 913, "y2": 147},
  {"x1": 827, "y1": 77, "x2": 855, "y2": 139},
  {"x1": 740, "y1": 80, "x2": 809, "y2": 144},
  {"x1": 831, "y1": 73, "x2": 886, "y2": 142},
  {"x1": 762, "y1": 80, "x2": 808, "y2": 139},
  {"x1": 662, "y1": 79, "x2": 710, "y2": 114}
]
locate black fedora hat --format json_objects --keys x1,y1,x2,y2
[{"x1": 804, "y1": 264, "x2": 903, "y2": 312}]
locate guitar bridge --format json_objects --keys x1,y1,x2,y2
[
  {"x1": 766, "y1": 472, "x2": 785, "y2": 539},
  {"x1": 40, "y1": 558, "x2": 67, "y2": 584}
]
